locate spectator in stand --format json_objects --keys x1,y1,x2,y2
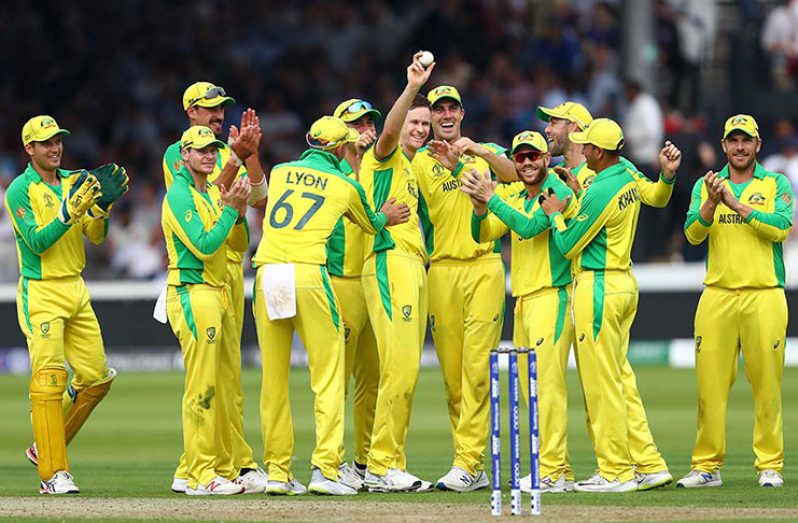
[{"x1": 761, "y1": 0, "x2": 798, "y2": 91}]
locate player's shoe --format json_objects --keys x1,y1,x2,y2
[
  {"x1": 364, "y1": 468, "x2": 421, "y2": 493},
  {"x1": 398, "y1": 470, "x2": 434, "y2": 492},
  {"x1": 308, "y1": 467, "x2": 358, "y2": 496},
  {"x1": 235, "y1": 467, "x2": 269, "y2": 494},
  {"x1": 352, "y1": 461, "x2": 367, "y2": 480},
  {"x1": 185, "y1": 476, "x2": 244, "y2": 496},
  {"x1": 574, "y1": 472, "x2": 637, "y2": 493},
  {"x1": 171, "y1": 478, "x2": 188, "y2": 493},
  {"x1": 758, "y1": 470, "x2": 784, "y2": 487},
  {"x1": 519, "y1": 472, "x2": 574, "y2": 493},
  {"x1": 676, "y1": 469, "x2": 722, "y2": 489},
  {"x1": 25, "y1": 442, "x2": 38, "y2": 467},
  {"x1": 266, "y1": 478, "x2": 307, "y2": 496},
  {"x1": 337, "y1": 463, "x2": 365, "y2": 492},
  {"x1": 40, "y1": 471, "x2": 80, "y2": 494},
  {"x1": 436, "y1": 466, "x2": 489, "y2": 492},
  {"x1": 635, "y1": 470, "x2": 673, "y2": 491}
]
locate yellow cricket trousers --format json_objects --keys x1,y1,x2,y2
[
  {"x1": 166, "y1": 283, "x2": 237, "y2": 488},
  {"x1": 513, "y1": 286, "x2": 574, "y2": 481},
  {"x1": 428, "y1": 255, "x2": 505, "y2": 476},
  {"x1": 18, "y1": 275, "x2": 111, "y2": 480},
  {"x1": 331, "y1": 275, "x2": 380, "y2": 466},
  {"x1": 174, "y1": 262, "x2": 256, "y2": 481},
  {"x1": 361, "y1": 251, "x2": 427, "y2": 475},
  {"x1": 691, "y1": 286, "x2": 787, "y2": 473},
  {"x1": 254, "y1": 263, "x2": 345, "y2": 482},
  {"x1": 573, "y1": 269, "x2": 658, "y2": 483}
]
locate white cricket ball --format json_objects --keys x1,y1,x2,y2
[{"x1": 419, "y1": 51, "x2": 434, "y2": 68}]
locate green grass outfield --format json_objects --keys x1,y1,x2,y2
[{"x1": 0, "y1": 366, "x2": 796, "y2": 521}]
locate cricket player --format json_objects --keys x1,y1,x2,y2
[
  {"x1": 460, "y1": 131, "x2": 577, "y2": 493},
  {"x1": 163, "y1": 82, "x2": 268, "y2": 494},
  {"x1": 412, "y1": 85, "x2": 516, "y2": 491},
  {"x1": 6, "y1": 116, "x2": 126, "y2": 493},
  {"x1": 537, "y1": 101, "x2": 679, "y2": 490},
  {"x1": 252, "y1": 116, "x2": 410, "y2": 496},
  {"x1": 537, "y1": 118, "x2": 672, "y2": 492},
  {"x1": 342, "y1": 53, "x2": 435, "y2": 493},
  {"x1": 679, "y1": 114, "x2": 793, "y2": 488},
  {"x1": 162, "y1": 126, "x2": 252, "y2": 495},
  {"x1": 326, "y1": 99, "x2": 382, "y2": 488}
]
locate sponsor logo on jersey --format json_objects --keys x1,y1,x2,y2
[
  {"x1": 578, "y1": 333, "x2": 585, "y2": 342},
  {"x1": 536, "y1": 337, "x2": 544, "y2": 346},
  {"x1": 184, "y1": 210, "x2": 193, "y2": 222},
  {"x1": 582, "y1": 175, "x2": 595, "y2": 189}
]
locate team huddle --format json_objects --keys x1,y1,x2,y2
[{"x1": 6, "y1": 52, "x2": 792, "y2": 496}]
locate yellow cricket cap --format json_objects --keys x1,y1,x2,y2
[
  {"x1": 333, "y1": 98, "x2": 382, "y2": 123},
  {"x1": 723, "y1": 114, "x2": 760, "y2": 139},
  {"x1": 427, "y1": 85, "x2": 462, "y2": 106},
  {"x1": 180, "y1": 126, "x2": 225, "y2": 150},
  {"x1": 182, "y1": 82, "x2": 236, "y2": 110},
  {"x1": 535, "y1": 102, "x2": 593, "y2": 130},
  {"x1": 22, "y1": 115, "x2": 70, "y2": 145},
  {"x1": 569, "y1": 118, "x2": 624, "y2": 151},
  {"x1": 509, "y1": 130, "x2": 548, "y2": 155},
  {"x1": 306, "y1": 116, "x2": 360, "y2": 150}
]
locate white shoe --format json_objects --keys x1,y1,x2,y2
[
  {"x1": 40, "y1": 471, "x2": 80, "y2": 494},
  {"x1": 365, "y1": 468, "x2": 421, "y2": 492},
  {"x1": 171, "y1": 477, "x2": 188, "y2": 493},
  {"x1": 236, "y1": 467, "x2": 268, "y2": 494},
  {"x1": 635, "y1": 470, "x2": 673, "y2": 491},
  {"x1": 436, "y1": 466, "x2": 488, "y2": 492},
  {"x1": 338, "y1": 463, "x2": 365, "y2": 491},
  {"x1": 352, "y1": 461, "x2": 367, "y2": 480},
  {"x1": 308, "y1": 467, "x2": 358, "y2": 496},
  {"x1": 574, "y1": 472, "x2": 637, "y2": 493},
  {"x1": 26, "y1": 442, "x2": 38, "y2": 467},
  {"x1": 676, "y1": 469, "x2": 722, "y2": 489},
  {"x1": 399, "y1": 470, "x2": 435, "y2": 492},
  {"x1": 266, "y1": 478, "x2": 307, "y2": 496},
  {"x1": 520, "y1": 473, "x2": 573, "y2": 493},
  {"x1": 758, "y1": 470, "x2": 784, "y2": 487},
  {"x1": 185, "y1": 476, "x2": 244, "y2": 496}
]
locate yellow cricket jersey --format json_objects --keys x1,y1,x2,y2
[
  {"x1": 253, "y1": 149, "x2": 387, "y2": 267},
  {"x1": 5, "y1": 164, "x2": 108, "y2": 280},
  {"x1": 685, "y1": 162, "x2": 794, "y2": 288},
  {"x1": 414, "y1": 142, "x2": 506, "y2": 261},
  {"x1": 473, "y1": 173, "x2": 577, "y2": 296},
  {"x1": 326, "y1": 159, "x2": 368, "y2": 277},
  {"x1": 163, "y1": 140, "x2": 249, "y2": 265},
  {"x1": 162, "y1": 170, "x2": 247, "y2": 287},
  {"x1": 549, "y1": 161, "x2": 642, "y2": 272},
  {"x1": 360, "y1": 146, "x2": 426, "y2": 261},
  {"x1": 573, "y1": 157, "x2": 674, "y2": 207}
]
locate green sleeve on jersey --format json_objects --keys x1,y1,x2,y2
[
  {"x1": 165, "y1": 183, "x2": 237, "y2": 259},
  {"x1": 486, "y1": 194, "x2": 548, "y2": 240},
  {"x1": 621, "y1": 157, "x2": 673, "y2": 208},
  {"x1": 471, "y1": 210, "x2": 510, "y2": 243},
  {"x1": 684, "y1": 178, "x2": 710, "y2": 245},
  {"x1": 5, "y1": 180, "x2": 70, "y2": 255},
  {"x1": 338, "y1": 174, "x2": 390, "y2": 238},
  {"x1": 548, "y1": 189, "x2": 611, "y2": 259},
  {"x1": 326, "y1": 218, "x2": 346, "y2": 276},
  {"x1": 372, "y1": 166, "x2": 393, "y2": 210},
  {"x1": 746, "y1": 174, "x2": 795, "y2": 242}
]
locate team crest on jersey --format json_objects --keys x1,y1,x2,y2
[
  {"x1": 184, "y1": 210, "x2": 193, "y2": 222},
  {"x1": 206, "y1": 326, "x2": 216, "y2": 343},
  {"x1": 40, "y1": 322, "x2": 51, "y2": 338},
  {"x1": 15, "y1": 207, "x2": 25, "y2": 219},
  {"x1": 695, "y1": 336, "x2": 702, "y2": 354},
  {"x1": 783, "y1": 193, "x2": 792, "y2": 205},
  {"x1": 747, "y1": 192, "x2": 765, "y2": 206},
  {"x1": 43, "y1": 193, "x2": 55, "y2": 208},
  {"x1": 402, "y1": 305, "x2": 413, "y2": 322}
]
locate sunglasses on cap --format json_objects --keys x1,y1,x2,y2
[
  {"x1": 187, "y1": 86, "x2": 227, "y2": 107},
  {"x1": 344, "y1": 100, "x2": 374, "y2": 114},
  {"x1": 512, "y1": 151, "x2": 543, "y2": 163},
  {"x1": 306, "y1": 134, "x2": 348, "y2": 150}
]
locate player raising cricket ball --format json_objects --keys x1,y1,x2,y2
[{"x1": 7, "y1": 115, "x2": 128, "y2": 494}]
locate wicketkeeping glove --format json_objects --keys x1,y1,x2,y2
[
  {"x1": 91, "y1": 163, "x2": 129, "y2": 210},
  {"x1": 58, "y1": 170, "x2": 102, "y2": 225}
]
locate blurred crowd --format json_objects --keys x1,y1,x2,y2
[{"x1": 0, "y1": 0, "x2": 795, "y2": 281}]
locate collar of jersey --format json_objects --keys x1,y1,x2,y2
[
  {"x1": 716, "y1": 162, "x2": 765, "y2": 180},
  {"x1": 591, "y1": 161, "x2": 627, "y2": 184},
  {"x1": 299, "y1": 148, "x2": 343, "y2": 172},
  {"x1": 24, "y1": 163, "x2": 72, "y2": 186}
]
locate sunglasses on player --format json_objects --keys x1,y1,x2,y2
[
  {"x1": 344, "y1": 100, "x2": 374, "y2": 114},
  {"x1": 512, "y1": 151, "x2": 543, "y2": 163},
  {"x1": 187, "y1": 86, "x2": 227, "y2": 107}
]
